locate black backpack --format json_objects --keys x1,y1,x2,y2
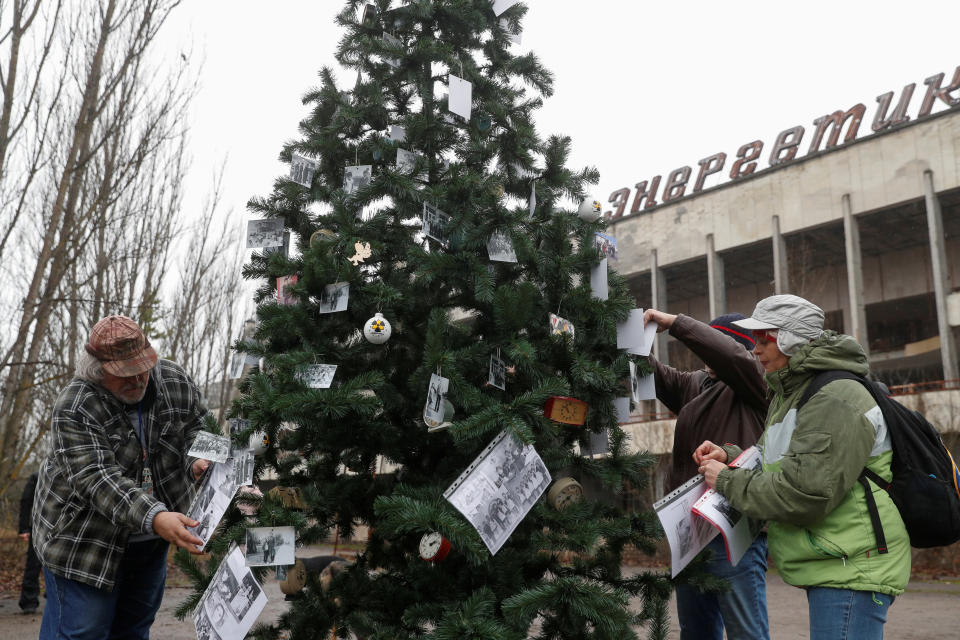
[{"x1": 798, "y1": 371, "x2": 960, "y2": 551}]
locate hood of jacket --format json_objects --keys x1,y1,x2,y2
[{"x1": 766, "y1": 331, "x2": 868, "y2": 397}]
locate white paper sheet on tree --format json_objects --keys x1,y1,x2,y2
[
  {"x1": 193, "y1": 544, "x2": 267, "y2": 640},
  {"x1": 616, "y1": 308, "x2": 657, "y2": 356},
  {"x1": 653, "y1": 474, "x2": 718, "y2": 577},
  {"x1": 691, "y1": 446, "x2": 762, "y2": 566},
  {"x1": 444, "y1": 431, "x2": 551, "y2": 555},
  {"x1": 448, "y1": 74, "x2": 472, "y2": 119}
]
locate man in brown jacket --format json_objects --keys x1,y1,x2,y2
[{"x1": 644, "y1": 309, "x2": 769, "y2": 640}]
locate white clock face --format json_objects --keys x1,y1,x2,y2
[{"x1": 419, "y1": 532, "x2": 442, "y2": 559}]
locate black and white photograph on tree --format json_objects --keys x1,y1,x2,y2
[
  {"x1": 194, "y1": 545, "x2": 267, "y2": 640},
  {"x1": 396, "y1": 148, "x2": 426, "y2": 179},
  {"x1": 188, "y1": 431, "x2": 231, "y2": 464},
  {"x1": 316, "y1": 282, "x2": 349, "y2": 313},
  {"x1": 488, "y1": 354, "x2": 506, "y2": 390},
  {"x1": 296, "y1": 364, "x2": 337, "y2": 389},
  {"x1": 230, "y1": 447, "x2": 255, "y2": 487},
  {"x1": 423, "y1": 373, "x2": 449, "y2": 427},
  {"x1": 444, "y1": 431, "x2": 551, "y2": 555},
  {"x1": 421, "y1": 202, "x2": 451, "y2": 247},
  {"x1": 343, "y1": 164, "x2": 371, "y2": 196},
  {"x1": 289, "y1": 152, "x2": 318, "y2": 187},
  {"x1": 187, "y1": 459, "x2": 238, "y2": 551},
  {"x1": 486, "y1": 230, "x2": 517, "y2": 262},
  {"x1": 245, "y1": 526, "x2": 295, "y2": 567},
  {"x1": 245, "y1": 218, "x2": 284, "y2": 249}
]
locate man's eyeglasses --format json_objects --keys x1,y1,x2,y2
[{"x1": 752, "y1": 329, "x2": 778, "y2": 345}]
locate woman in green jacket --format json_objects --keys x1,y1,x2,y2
[{"x1": 696, "y1": 294, "x2": 909, "y2": 640}]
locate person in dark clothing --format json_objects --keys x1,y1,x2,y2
[
  {"x1": 644, "y1": 309, "x2": 770, "y2": 640},
  {"x1": 18, "y1": 471, "x2": 42, "y2": 614}
]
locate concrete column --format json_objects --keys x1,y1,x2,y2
[
  {"x1": 841, "y1": 194, "x2": 869, "y2": 357},
  {"x1": 706, "y1": 233, "x2": 726, "y2": 319},
  {"x1": 772, "y1": 215, "x2": 790, "y2": 294},
  {"x1": 650, "y1": 248, "x2": 669, "y2": 365},
  {"x1": 923, "y1": 170, "x2": 959, "y2": 382}
]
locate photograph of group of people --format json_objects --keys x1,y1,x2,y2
[
  {"x1": 445, "y1": 431, "x2": 551, "y2": 554},
  {"x1": 194, "y1": 546, "x2": 267, "y2": 640}
]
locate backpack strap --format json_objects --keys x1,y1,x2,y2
[{"x1": 798, "y1": 370, "x2": 890, "y2": 554}]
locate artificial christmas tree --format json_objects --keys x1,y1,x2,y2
[{"x1": 181, "y1": 1, "x2": 676, "y2": 638}]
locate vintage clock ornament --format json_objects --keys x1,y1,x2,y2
[
  {"x1": 419, "y1": 531, "x2": 451, "y2": 562},
  {"x1": 363, "y1": 312, "x2": 392, "y2": 344},
  {"x1": 547, "y1": 477, "x2": 584, "y2": 510},
  {"x1": 577, "y1": 198, "x2": 602, "y2": 222},
  {"x1": 544, "y1": 395, "x2": 588, "y2": 425}
]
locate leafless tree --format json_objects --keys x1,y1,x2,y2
[
  {"x1": 0, "y1": 0, "x2": 196, "y2": 491},
  {"x1": 158, "y1": 163, "x2": 246, "y2": 423}
]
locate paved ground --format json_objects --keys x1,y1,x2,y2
[{"x1": 3, "y1": 552, "x2": 959, "y2": 639}]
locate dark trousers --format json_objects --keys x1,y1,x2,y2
[{"x1": 20, "y1": 536, "x2": 42, "y2": 611}]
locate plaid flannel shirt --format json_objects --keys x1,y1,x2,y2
[{"x1": 32, "y1": 359, "x2": 208, "y2": 590}]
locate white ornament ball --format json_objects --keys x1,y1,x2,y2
[
  {"x1": 249, "y1": 431, "x2": 269, "y2": 456},
  {"x1": 364, "y1": 313, "x2": 392, "y2": 344},
  {"x1": 577, "y1": 198, "x2": 602, "y2": 222}
]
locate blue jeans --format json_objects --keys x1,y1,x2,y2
[
  {"x1": 676, "y1": 532, "x2": 770, "y2": 640},
  {"x1": 807, "y1": 587, "x2": 894, "y2": 640},
  {"x1": 40, "y1": 539, "x2": 169, "y2": 640}
]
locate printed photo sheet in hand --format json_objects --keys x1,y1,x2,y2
[
  {"x1": 193, "y1": 544, "x2": 267, "y2": 640},
  {"x1": 653, "y1": 474, "x2": 718, "y2": 577},
  {"x1": 187, "y1": 458, "x2": 240, "y2": 551},
  {"x1": 444, "y1": 431, "x2": 551, "y2": 555},
  {"x1": 691, "y1": 446, "x2": 762, "y2": 566}
]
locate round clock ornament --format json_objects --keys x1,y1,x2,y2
[
  {"x1": 546, "y1": 476, "x2": 584, "y2": 510},
  {"x1": 419, "y1": 531, "x2": 451, "y2": 562},
  {"x1": 309, "y1": 228, "x2": 336, "y2": 248},
  {"x1": 363, "y1": 312, "x2": 392, "y2": 344},
  {"x1": 577, "y1": 198, "x2": 602, "y2": 222}
]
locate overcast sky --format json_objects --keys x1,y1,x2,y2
[{"x1": 158, "y1": 0, "x2": 959, "y2": 236}]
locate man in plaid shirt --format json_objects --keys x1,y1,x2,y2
[{"x1": 33, "y1": 315, "x2": 212, "y2": 640}]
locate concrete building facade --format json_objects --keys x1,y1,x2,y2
[{"x1": 607, "y1": 103, "x2": 960, "y2": 464}]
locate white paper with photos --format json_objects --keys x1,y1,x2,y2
[
  {"x1": 444, "y1": 431, "x2": 551, "y2": 555},
  {"x1": 230, "y1": 448, "x2": 255, "y2": 488},
  {"x1": 423, "y1": 373, "x2": 449, "y2": 427},
  {"x1": 245, "y1": 218, "x2": 284, "y2": 249},
  {"x1": 289, "y1": 153, "x2": 318, "y2": 188},
  {"x1": 692, "y1": 446, "x2": 762, "y2": 566},
  {"x1": 613, "y1": 397, "x2": 631, "y2": 424},
  {"x1": 317, "y1": 282, "x2": 349, "y2": 313},
  {"x1": 245, "y1": 526, "x2": 295, "y2": 567},
  {"x1": 487, "y1": 230, "x2": 517, "y2": 262},
  {"x1": 187, "y1": 460, "x2": 239, "y2": 551},
  {"x1": 297, "y1": 364, "x2": 337, "y2": 389},
  {"x1": 194, "y1": 544, "x2": 267, "y2": 640},
  {"x1": 422, "y1": 202, "x2": 451, "y2": 246},
  {"x1": 380, "y1": 31, "x2": 403, "y2": 67},
  {"x1": 396, "y1": 148, "x2": 426, "y2": 179},
  {"x1": 629, "y1": 361, "x2": 656, "y2": 401},
  {"x1": 228, "y1": 353, "x2": 246, "y2": 380},
  {"x1": 488, "y1": 354, "x2": 506, "y2": 390},
  {"x1": 389, "y1": 124, "x2": 406, "y2": 143},
  {"x1": 188, "y1": 431, "x2": 231, "y2": 464},
  {"x1": 653, "y1": 474, "x2": 718, "y2": 577},
  {"x1": 343, "y1": 165, "x2": 372, "y2": 196},
  {"x1": 529, "y1": 180, "x2": 536, "y2": 217}
]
